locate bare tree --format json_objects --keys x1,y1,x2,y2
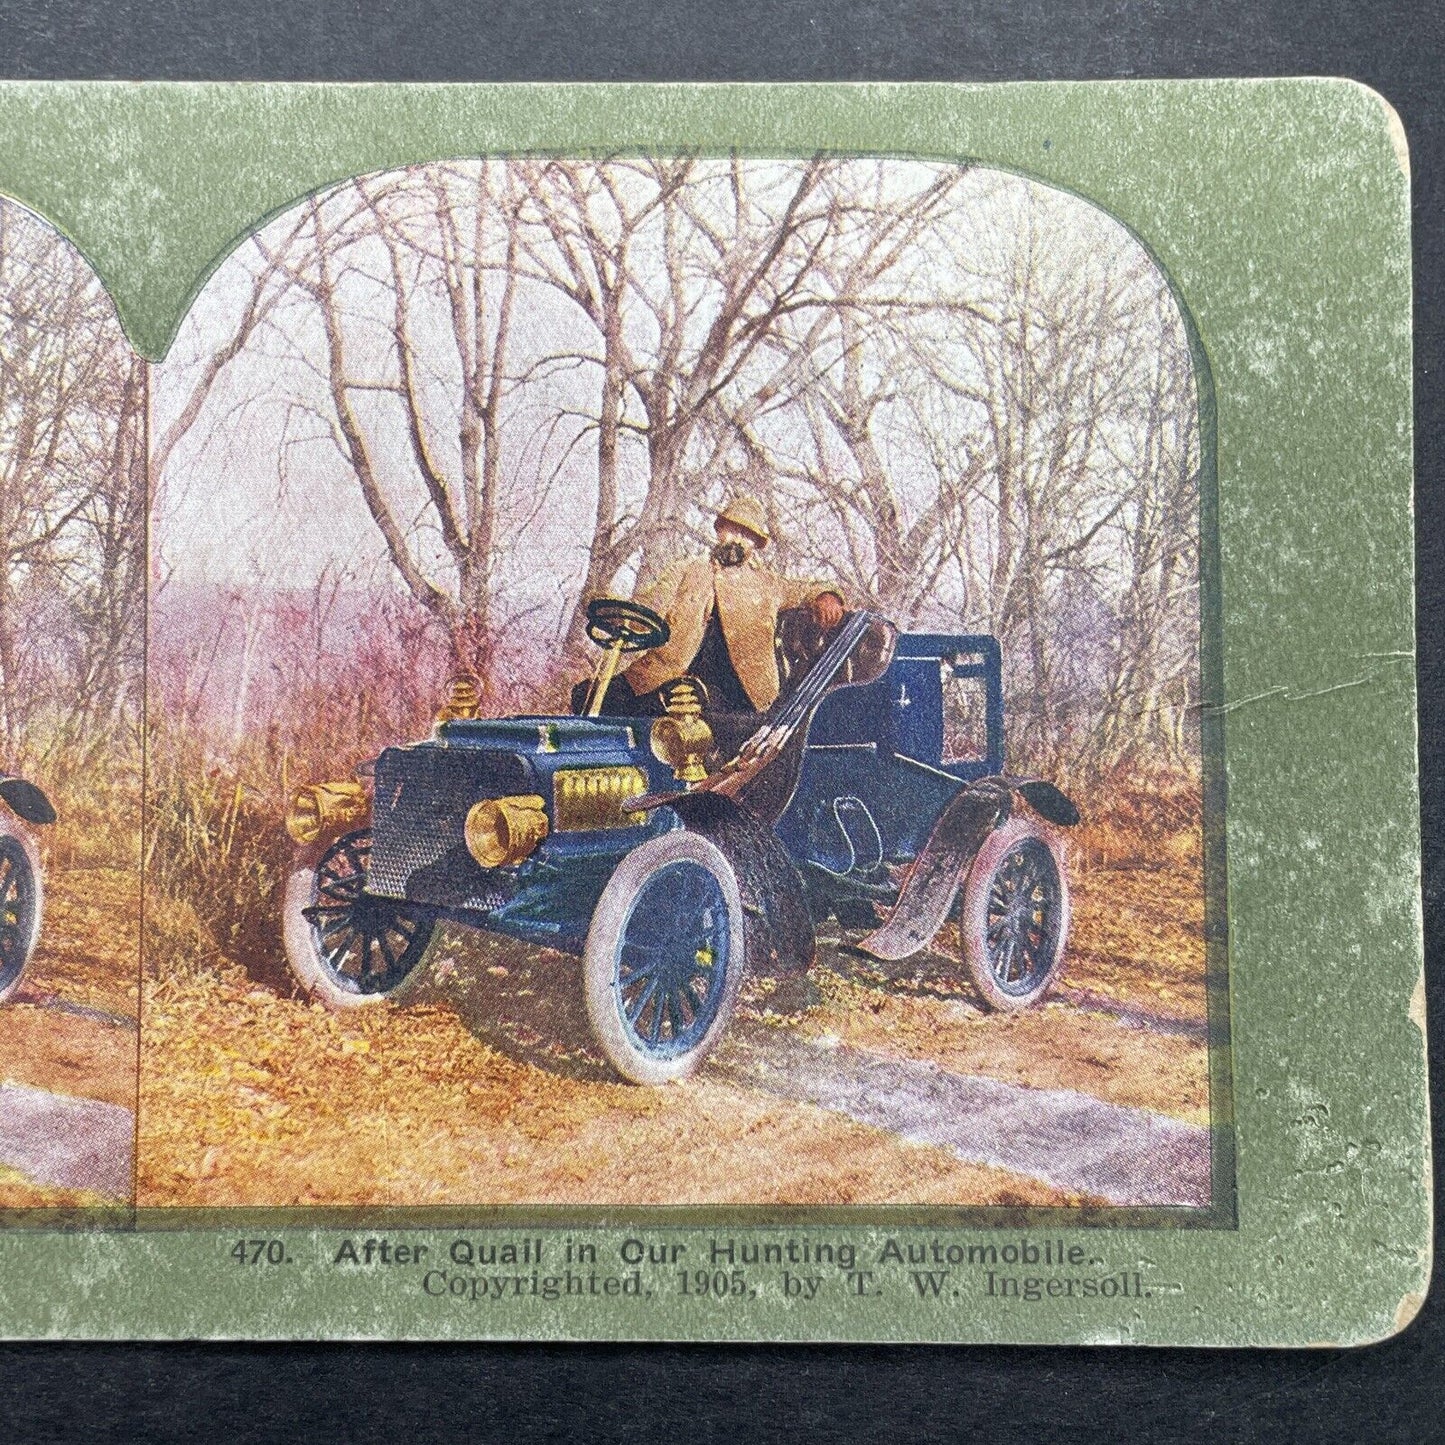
[
  {"x1": 153, "y1": 159, "x2": 1201, "y2": 780},
  {"x1": 0, "y1": 202, "x2": 144, "y2": 772},
  {"x1": 1093, "y1": 281, "x2": 1200, "y2": 768},
  {"x1": 149, "y1": 211, "x2": 309, "y2": 484},
  {"x1": 709, "y1": 162, "x2": 986, "y2": 619},
  {"x1": 62, "y1": 351, "x2": 147, "y2": 762},
  {"x1": 231, "y1": 168, "x2": 537, "y2": 675},
  {"x1": 898, "y1": 183, "x2": 1198, "y2": 771}
]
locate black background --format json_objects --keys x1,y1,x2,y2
[{"x1": 0, "y1": 3, "x2": 1440, "y2": 1440}]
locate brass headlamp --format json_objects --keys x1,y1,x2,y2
[
  {"x1": 285, "y1": 781, "x2": 370, "y2": 845},
  {"x1": 465, "y1": 794, "x2": 549, "y2": 868}
]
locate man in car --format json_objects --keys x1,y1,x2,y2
[{"x1": 576, "y1": 494, "x2": 846, "y2": 717}]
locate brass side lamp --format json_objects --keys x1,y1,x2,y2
[
  {"x1": 285, "y1": 780, "x2": 370, "y2": 846},
  {"x1": 436, "y1": 673, "x2": 482, "y2": 727},
  {"x1": 649, "y1": 677, "x2": 714, "y2": 786}
]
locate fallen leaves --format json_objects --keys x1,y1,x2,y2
[
  {"x1": 17, "y1": 865, "x2": 140, "y2": 1019},
  {"x1": 137, "y1": 964, "x2": 1093, "y2": 1209}
]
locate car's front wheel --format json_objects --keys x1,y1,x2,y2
[
  {"x1": 282, "y1": 828, "x2": 435, "y2": 1010},
  {"x1": 0, "y1": 816, "x2": 41, "y2": 1004},
  {"x1": 584, "y1": 830, "x2": 746, "y2": 1085}
]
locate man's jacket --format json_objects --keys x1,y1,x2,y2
[{"x1": 624, "y1": 553, "x2": 840, "y2": 710}]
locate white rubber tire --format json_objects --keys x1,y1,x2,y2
[
  {"x1": 584, "y1": 830, "x2": 746, "y2": 1086},
  {"x1": 957, "y1": 816, "x2": 1070, "y2": 1012},
  {"x1": 0, "y1": 813, "x2": 42, "y2": 1005},
  {"x1": 282, "y1": 864, "x2": 384, "y2": 1010},
  {"x1": 281, "y1": 833, "x2": 432, "y2": 1010}
]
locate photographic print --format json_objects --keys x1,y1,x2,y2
[
  {"x1": 0, "y1": 199, "x2": 144, "y2": 1212},
  {"x1": 142, "y1": 155, "x2": 1216, "y2": 1212}
]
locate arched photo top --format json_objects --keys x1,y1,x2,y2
[{"x1": 0, "y1": 78, "x2": 1401, "y2": 368}]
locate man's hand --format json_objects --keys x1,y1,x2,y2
[{"x1": 811, "y1": 591, "x2": 845, "y2": 631}]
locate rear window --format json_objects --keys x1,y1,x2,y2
[{"x1": 941, "y1": 664, "x2": 990, "y2": 764}]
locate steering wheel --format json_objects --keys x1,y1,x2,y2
[{"x1": 585, "y1": 597, "x2": 670, "y2": 653}]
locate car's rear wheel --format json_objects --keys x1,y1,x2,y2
[
  {"x1": 584, "y1": 830, "x2": 746, "y2": 1085},
  {"x1": 955, "y1": 817, "x2": 1069, "y2": 1011},
  {"x1": 282, "y1": 828, "x2": 435, "y2": 1010},
  {"x1": 0, "y1": 817, "x2": 41, "y2": 1004}
]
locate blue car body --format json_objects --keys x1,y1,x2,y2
[{"x1": 362, "y1": 632, "x2": 1004, "y2": 952}]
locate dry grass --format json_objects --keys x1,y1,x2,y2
[
  {"x1": 144, "y1": 730, "x2": 297, "y2": 992},
  {"x1": 40, "y1": 766, "x2": 141, "y2": 874},
  {"x1": 17, "y1": 864, "x2": 140, "y2": 1019},
  {"x1": 1061, "y1": 771, "x2": 1207, "y2": 1021},
  {"x1": 1068, "y1": 766, "x2": 1202, "y2": 873}
]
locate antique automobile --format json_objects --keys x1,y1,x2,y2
[
  {"x1": 282, "y1": 601, "x2": 1079, "y2": 1085},
  {"x1": 0, "y1": 772, "x2": 56, "y2": 1004}
]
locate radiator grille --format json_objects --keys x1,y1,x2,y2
[{"x1": 369, "y1": 746, "x2": 533, "y2": 903}]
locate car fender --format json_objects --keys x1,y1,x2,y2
[
  {"x1": 857, "y1": 776, "x2": 1077, "y2": 962},
  {"x1": 666, "y1": 791, "x2": 816, "y2": 977},
  {"x1": 0, "y1": 774, "x2": 55, "y2": 826}
]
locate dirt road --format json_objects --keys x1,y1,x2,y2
[{"x1": 138, "y1": 856, "x2": 1214, "y2": 1210}]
